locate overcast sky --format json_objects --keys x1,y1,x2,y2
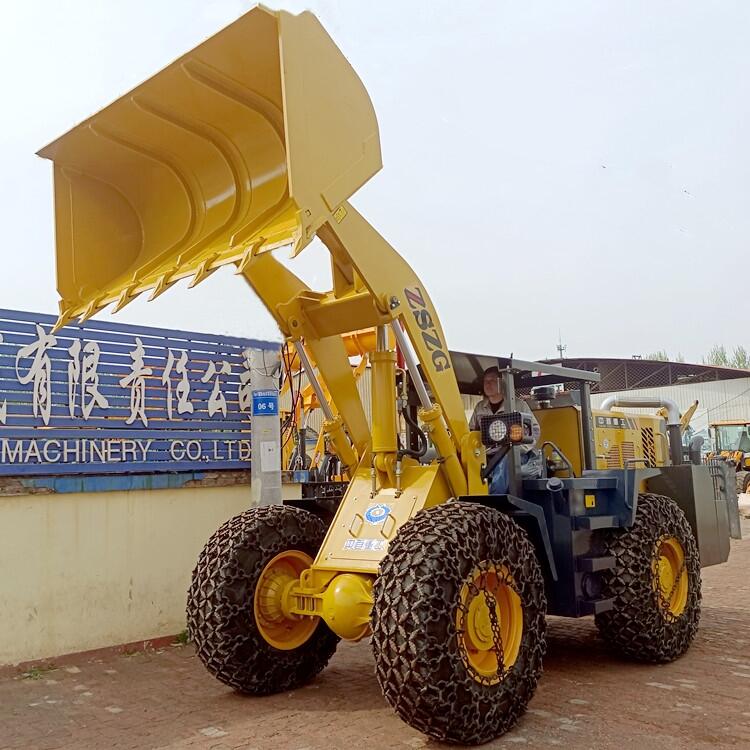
[{"x1": 1, "y1": 1, "x2": 747, "y2": 362}]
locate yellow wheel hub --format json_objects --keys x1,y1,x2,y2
[
  {"x1": 254, "y1": 550, "x2": 317, "y2": 650},
  {"x1": 652, "y1": 536, "x2": 688, "y2": 618},
  {"x1": 456, "y1": 564, "x2": 524, "y2": 684}
]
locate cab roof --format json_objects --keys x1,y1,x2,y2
[{"x1": 448, "y1": 350, "x2": 599, "y2": 395}]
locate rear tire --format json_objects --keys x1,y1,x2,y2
[
  {"x1": 595, "y1": 493, "x2": 701, "y2": 662},
  {"x1": 187, "y1": 506, "x2": 338, "y2": 695},
  {"x1": 371, "y1": 502, "x2": 546, "y2": 745},
  {"x1": 737, "y1": 470, "x2": 750, "y2": 495}
]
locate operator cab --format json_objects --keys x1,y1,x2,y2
[
  {"x1": 444, "y1": 351, "x2": 600, "y2": 494},
  {"x1": 407, "y1": 351, "x2": 602, "y2": 490},
  {"x1": 712, "y1": 422, "x2": 750, "y2": 453}
]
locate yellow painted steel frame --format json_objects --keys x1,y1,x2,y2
[
  {"x1": 533, "y1": 405, "x2": 585, "y2": 477},
  {"x1": 591, "y1": 409, "x2": 668, "y2": 493},
  {"x1": 593, "y1": 410, "x2": 669, "y2": 471},
  {"x1": 533, "y1": 405, "x2": 671, "y2": 480},
  {"x1": 307, "y1": 355, "x2": 370, "y2": 473},
  {"x1": 39, "y1": 7, "x2": 486, "y2": 642},
  {"x1": 280, "y1": 329, "x2": 380, "y2": 416},
  {"x1": 280, "y1": 338, "x2": 370, "y2": 474}
]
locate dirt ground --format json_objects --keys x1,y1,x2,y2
[{"x1": 2, "y1": 521, "x2": 750, "y2": 750}]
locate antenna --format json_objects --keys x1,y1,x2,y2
[{"x1": 556, "y1": 330, "x2": 567, "y2": 361}]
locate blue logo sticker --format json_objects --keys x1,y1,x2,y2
[{"x1": 364, "y1": 503, "x2": 391, "y2": 525}]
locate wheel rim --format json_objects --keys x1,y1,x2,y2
[
  {"x1": 253, "y1": 550, "x2": 317, "y2": 650},
  {"x1": 652, "y1": 536, "x2": 688, "y2": 618},
  {"x1": 456, "y1": 563, "x2": 524, "y2": 684}
]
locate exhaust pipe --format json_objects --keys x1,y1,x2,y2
[{"x1": 599, "y1": 395, "x2": 683, "y2": 466}]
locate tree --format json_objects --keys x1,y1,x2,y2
[
  {"x1": 703, "y1": 345, "x2": 729, "y2": 367},
  {"x1": 645, "y1": 350, "x2": 685, "y2": 363},
  {"x1": 731, "y1": 345, "x2": 749, "y2": 370},
  {"x1": 703, "y1": 344, "x2": 749, "y2": 369}
]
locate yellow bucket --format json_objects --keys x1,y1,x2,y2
[{"x1": 38, "y1": 6, "x2": 382, "y2": 328}]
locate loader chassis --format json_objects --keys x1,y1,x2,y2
[
  {"x1": 412, "y1": 361, "x2": 728, "y2": 619},
  {"x1": 39, "y1": 7, "x2": 733, "y2": 745}
]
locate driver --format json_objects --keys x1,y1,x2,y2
[{"x1": 469, "y1": 366, "x2": 542, "y2": 494}]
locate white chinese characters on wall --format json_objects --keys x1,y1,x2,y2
[
  {"x1": 15, "y1": 324, "x2": 57, "y2": 425},
  {"x1": 239, "y1": 348, "x2": 253, "y2": 413},
  {"x1": 68, "y1": 339, "x2": 110, "y2": 419},
  {"x1": 162, "y1": 349, "x2": 194, "y2": 420},
  {"x1": 81, "y1": 342, "x2": 110, "y2": 418},
  {"x1": 119, "y1": 337, "x2": 153, "y2": 426},
  {"x1": 201, "y1": 360, "x2": 232, "y2": 418},
  {"x1": 67, "y1": 339, "x2": 81, "y2": 418},
  {"x1": 5, "y1": 324, "x2": 244, "y2": 425}
]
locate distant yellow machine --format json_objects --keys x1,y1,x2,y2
[
  {"x1": 38, "y1": 8, "x2": 736, "y2": 744},
  {"x1": 707, "y1": 420, "x2": 750, "y2": 494}
]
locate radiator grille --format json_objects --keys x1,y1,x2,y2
[
  {"x1": 605, "y1": 441, "x2": 636, "y2": 468},
  {"x1": 641, "y1": 427, "x2": 656, "y2": 467},
  {"x1": 621, "y1": 441, "x2": 636, "y2": 464},
  {"x1": 606, "y1": 445, "x2": 621, "y2": 468}
]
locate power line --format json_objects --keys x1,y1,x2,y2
[{"x1": 693, "y1": 384, "x2": 750, "y2": 423}]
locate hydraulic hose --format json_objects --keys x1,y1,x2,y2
[{"x1": 398, "y1": 407, "x2": 428, "y2": 461}]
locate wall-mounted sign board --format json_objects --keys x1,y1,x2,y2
[{"x1": 0, "y1": 309, "x2": 279, "y2": 476}]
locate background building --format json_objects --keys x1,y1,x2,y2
[
  {"x1": 548, "y1": 358, "x2": 750, "y2": 445},
  {"x1": 299, "y1": 355, "x2": 750, "y2": 451}
]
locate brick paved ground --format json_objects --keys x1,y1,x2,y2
[{"x1": 2, "y1": 521, "x2": 750, "y2": 750}]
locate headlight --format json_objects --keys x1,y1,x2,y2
[
  {"x1": 488, "y1": 419, "x2": 507, "y2": 443},
  {"x1": 479, "y1": 411, "x2": 534, "y2": 448},
  {"x1": 509, "y1": 423, "x2": 524, "y2": 442}
]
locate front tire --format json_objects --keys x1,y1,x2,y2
[
  {"x1": 186, "y1": 505, "x2": 338, "y2": 695},
  {"x1": 371, "y1": 502, "x2": 547, "y2": 745},
  {"x1": 737, "y1": 470, "x2": 750, "y2": 495},
  {"x1": 595, "y1": 493, "x2": 701, "y2": 662}
]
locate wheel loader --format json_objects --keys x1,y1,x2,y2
[
  {"x1": 38, "y1": 7, "x2": 738, "y2": 744},
  {"x1": 707, "y1": 420, "x2": 750, "y2": 494}
]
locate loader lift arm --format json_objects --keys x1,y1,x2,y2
[{"x1": 237, "y1": 205, "x2": 475, "y2": 490}]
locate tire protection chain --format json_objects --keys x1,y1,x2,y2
[
  {"x1": 187, "y1": 505, "x2": 338, "y2": 695},
  {"x1": 371, "y1": 502, "x2": 547, "y2": 744},
  {"x1": 595, "y1": 493, "x2": 701, "y2": 663}
]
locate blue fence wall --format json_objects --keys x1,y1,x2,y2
[{"x1": 0, "y1": 309, "x2": 279, "y2": 476}]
